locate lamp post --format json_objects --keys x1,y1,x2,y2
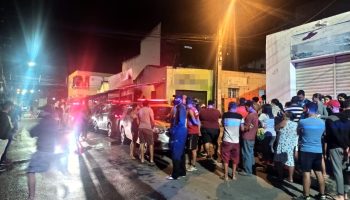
[{"x1": 215, "y1": 0, "x2": 235, "y2": 112}]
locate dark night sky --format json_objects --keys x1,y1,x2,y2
[{"x1": 1, "y1": 0, "x2": 350, "y2": 86}]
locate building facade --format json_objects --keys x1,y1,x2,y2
[
  {"x1": 67, "y1": 70, "x2": 113, "y2": 99},
  {"x1": 266, "y1": 11, "x2": 350, "y2": 103}
]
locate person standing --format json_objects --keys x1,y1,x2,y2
[
  {"x1": 27, "y1": 104, "x2": 65, "y2": 200},
  {"x1": 274, "y1": 112, "x2": 298, "y2": 182},
  {"x1": 236, "y1": 98, "x2": 248, "y2": 119},
  {"x1": 199, "y1": 100, "x2": 221, "y2": 162},
  {"x1": 259, "y1": 104, "x2": 276, "y2": 165},
  {"x1": 285, "y1": 96, "x2": 304, "y2": 122},
  {"x1": 186, "y1": 98, "x2": 200, "y2": 172},
  {"x1": 168, "y1": 95, "x2": 188, "y2": 180},
  {"x1": 218, "y1": 102, "x2": 244, "y2": 180},
  {"x1": 297, "y1": 102, "x2": 326, "y2": 200},
  {"x1": 252, "y1": 97, "x2": 261, "y2": 113},
  {"x1": 298, "y1": 90, "x2": 312, "y2": 120},
  {"x1": 0, "y1": 101, "x2": 14, "y2": 171},
  {"x1": 129, "y1": 103, "x2": 139, "y2": 160},
  {"x1": 326, "y1": 100, "x2": 341, "y2": 115},
  {"x1": 312, "y1": 93, "x2": 329, "y2": 179},
  {"x1": 240, "y1": 101, "x2": 259, "y2": 176},
  {"x1": 312, "y1": 93, "x2": 328, "y2": 119},
  {"x1": 325, "y1": 99, "x2": 350, "y2": 200},
  {"x1": 271, "y1": 98, "x2": 284, "y2": 117},
  {"x1": 138, "y1": 100, "x2": 155, "y2": 165},
  {"x1": 337, "y1": 93, "x2": 348, "y2": 112},
  {"x1": 297, "y1": 90, "x2": 311, "y2": 108}
]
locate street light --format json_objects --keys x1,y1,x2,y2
[{"x1": 27, "y1": 61, "x2": 36, "y2": 67}]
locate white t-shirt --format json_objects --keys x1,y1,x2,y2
[{"x1": 259, "y1": 113, "x2": 276, "y2": 137}]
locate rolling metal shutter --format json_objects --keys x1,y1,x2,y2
[
  {"x1": 296, "y1": 63, "x2": 335, "y2": 99},
  {"x1": 335, "y1": 55, "x2": 350, "y2": 95},
  {"x1": 295, "y1": 54, "x2": 350, "y2": 99},
  {"x1": 335, "y1": 62, "x2": 350, "y2": 95}
]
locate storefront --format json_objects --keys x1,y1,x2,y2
[{"x1": 266, "y1": 12, "x2": 350, "y2": 103}]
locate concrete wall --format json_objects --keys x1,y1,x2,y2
[
  {"x1": 67, "y1": 70, "x2": 112, "y2": 99},
  {"x1": 166, "y1": 67, "x2": 213, "y2": 103},
  {"x1": 134, "y1": 65, "x2": 167, "y2": 99},
  {"x1": 122, "y1": 24, "x2": 161, "y2": 80},
  {"x1": 221, "y1": 71, "x2": 266, "y2": 100},
  {"x1": 266, "y1": 12, "x2": 350, "y2": 103}
]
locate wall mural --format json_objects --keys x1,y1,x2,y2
[{"x1": 291, "y1": 20, "x2": 350, "y2": 60}]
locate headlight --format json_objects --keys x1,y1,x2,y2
[{"x1": 153, "y1": 127, "x2": 166, "y2": 134}]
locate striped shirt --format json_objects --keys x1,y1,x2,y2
[
  {"x1": 284, "y1": 105, "x2": 304, "y2": 122},
  {"x1": 222, "y1": 112, "x2": 244, "y2": 143}
]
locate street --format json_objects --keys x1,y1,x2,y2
[{"x1": 0, "y1": 119, "x2": 323, "y2": 200}]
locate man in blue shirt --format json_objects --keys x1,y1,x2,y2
[
  {"x1": 298, "y1": 102, "x2": 326, "y2": 200},
  {"x1": 167, "y1": 95, "x2": 188, "y2": 180}
]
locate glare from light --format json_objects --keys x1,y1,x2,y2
[
  {"x1": 27, "y1": 61, "x2": 36, "y2": 67},
  {"x1": 15, "y1": 1, "x2": 48, "y2": 63},
  {"x1": 52, "y1": 97, "x2": 56, "y2": 101},
  {"x1": 21, "y1": 89, "x2": 27, "y2": 95},
  {"x1": 30, "y1": 89, "x2": 34, "y2": 93}
]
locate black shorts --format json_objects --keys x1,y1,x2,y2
[
  {"x1": 186, "y1": 134, "x2": 199, "y2": 150},
  {"x1": 300, "y1": 151, "x2": 322, "y2": 172},
  {"x1": 200, "y1": 128, "x2": 219, "y2": 144}
]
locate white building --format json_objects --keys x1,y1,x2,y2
[{"x1": 266, "y1": 12, "x2": 350, "y2": 103}]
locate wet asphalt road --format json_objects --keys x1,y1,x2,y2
[{"x1": 0, "y1": 118, "x2": 325, "y2": 200}]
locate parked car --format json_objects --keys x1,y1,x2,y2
[
  {"x1": 119, "y1": 102, "x2": 172, "y2": 151},
  {"x1": 91, "y1": 103, "x2": 127, "y2": 137}
]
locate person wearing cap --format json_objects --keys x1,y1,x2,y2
[
  {"x1": 326, "y1": 99, "x2": 341, "y2": 115},
  {"x1": 167, "y1": 95, "x2": 188, "y2": 180},
  {"x1": 325, "y1": 99, "x2": 350, "y2": 200}
]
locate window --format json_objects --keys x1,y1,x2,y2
[
  {"x1": 72, "y1": 75, "x2": 90, "y2": 88},
  {"x1": 228, "y1": 88, "x2": 239, "y2": 98}
]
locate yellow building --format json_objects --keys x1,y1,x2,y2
[{"x1": 67, "y1": 70, "x2": 113, "y2": 99}]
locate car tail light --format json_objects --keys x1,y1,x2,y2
[{"x1": 114, "y1": 114, "x2": 122, "y2": 118}]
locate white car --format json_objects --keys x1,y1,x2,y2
[{"x1": 119, "y1": 103, "x2": 172, "y2": 151}]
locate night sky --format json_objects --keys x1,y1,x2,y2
[{"x1": 1, "y1": 0, "x2": 350, "y2": 86}]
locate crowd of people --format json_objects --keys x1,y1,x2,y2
[
  {"x1": 132, "y1": 90, "x2": 349, "y2": 200},
  {"x1": 1, "y1": 89, "x2": 350, "y2": 200}
]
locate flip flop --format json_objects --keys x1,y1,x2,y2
[{"x1": 220, "y1": 176, "x2": 229, "y2": 181}]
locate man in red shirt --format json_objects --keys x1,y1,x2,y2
[
  {"x1": 186, "y1": 98, "x2": 200, "y2": 172},
  {"x1": 199, "y1": 100, "x2": 221, "y2": 162},
  {"x1": 240, "y1": 100, "x2": 259, "y2": 176},
  {"x1": 236, "y1": 98, "x2": 248, "y2": 119}
]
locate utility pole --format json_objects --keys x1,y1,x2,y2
[{"x1": 215, "y1": 25, "x2": 223, "y2": 112}]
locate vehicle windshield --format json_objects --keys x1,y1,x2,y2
[{"x1": 151, "y1": 106, "x2": 171, "y2": 122}]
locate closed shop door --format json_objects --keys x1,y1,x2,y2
[
  {"x1": 335, "y1": 62, "x2": 350, "y2": 95},
  {"x1": 295, "y1": 54, "x2": 350, "y2": 99},
  {"x1": 296, "y1": 63, "x2": 334, "y2": 99}
]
